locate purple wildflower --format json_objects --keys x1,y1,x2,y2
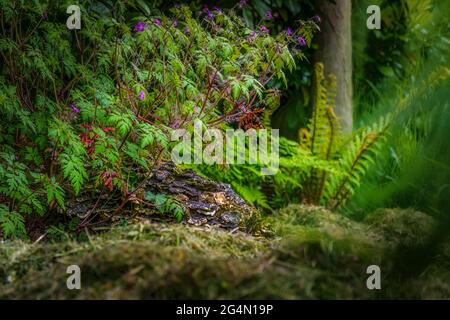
[
  {"x1": 265, "y1": 10, "x2": 273, "y2": 20},
  {"x1": 297, "y1": 36, "x2": 307, "y2": 46},
  {"x1": 41, "y1": 11, "x2": 48, "y2": 21},
  {"x1": 247, "y1": 30, "x2": 257, "y2": 41},
  {"x1": 172, "y1": 19, "x2": 177, "y2": 28},
  {"x1": 259, "y1": 25, "x2": 269, "y2": 33},
  {"x1": 154, "y1": 18, "x2": 161, "y2": 26},
  {"x1": 203, "y1": 5, "x2": 215, "y2": 20},
  {"x1": 71, "y1": 104, "x2": 80, "y2": 113},
  {"x1": 184, "y1": 27, "x2": 190, "y2": 34},
  {"x1": 225, "y1": 114, "x2": 239, "y2": 124},
  {"x1": 213, "y1": 6, "x2": 222, "y2": 13},
  {"x1": 139, "y1": 90, "x2": 145, "y2": 101},
  {"x1": 134, "y1": 21, "x2": 146, "y2": 32},
  {"x1": 312, "y1": 15, "x2": 321, "y2": 23},
  {"x1": 239, "y1": 0, "x2": 248, "y2": 8},
  {"x1": 285, "y1": 27, "x2": 294, "y2": 36}
]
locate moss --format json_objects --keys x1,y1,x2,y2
[
  {"x1": 365, "y1": 208, "x2": 436, "y2": 247},
  {"x1": 0, "y1": 206, "x2": 448, "y2": 299}
]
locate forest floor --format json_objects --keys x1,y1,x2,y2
[{"x1": 1, "y1": 205, "x2": 449, "y2": 299}]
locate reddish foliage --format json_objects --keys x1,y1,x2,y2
[
  {"x1": 238, "y1": 106, "x2": 264, "y2": 129},
  {"x1": 80, "y1": 123, "x2": 93, "y2": 131},
  {"x1": 79, "y1": 124, "x2": 115, "y2": 155},
  {"x1": 101, "y1": 171, "x2": 119, "y2": 191},
  {"x1": 102, "y1": 127, "x2": 115, "y2": 133},
  {"x1": 79, "y1": 132, "x2": 99, "y2": 155}
]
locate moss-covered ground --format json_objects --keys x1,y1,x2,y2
[{"x1": 1, "y1": 205, "x2": 449, "y2": 299}]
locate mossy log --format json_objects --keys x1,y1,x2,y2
[{"x1": 64, "y1": 162, "x2": 259, "y2": 231}]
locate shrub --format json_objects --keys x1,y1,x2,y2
[{"x1": 0, "y1": 0, "x2": 317, "y2": 237}]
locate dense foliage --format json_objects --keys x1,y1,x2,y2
[{"x1": 0, "y1": 0, "x2": 317, "y2": 238}]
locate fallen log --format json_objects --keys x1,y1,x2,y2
[{"x1": 64, "y1": 162, "x2": 259, "y2": 232}]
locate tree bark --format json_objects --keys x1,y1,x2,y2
[{"x1": 315, "y1": 0, "x2": 353, "y2": 133}]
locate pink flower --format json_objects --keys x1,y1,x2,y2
[{"x1": 139, "y1": 90, "x2": 145, "y2": 101}]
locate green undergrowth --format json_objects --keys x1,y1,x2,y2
[{"x1": 0, "y1": 206, "x2": 448, "y2": 299}]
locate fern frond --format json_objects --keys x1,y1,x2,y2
[
  {"x1": 60, "y1": 153, "x2": 88, "y2": 195},
  {"x1": 0, "y1": 204, "x2": 26, "y2": 239},
  {"x1": 262, "y1": 89, "x2": 281, "y2": 128},
  {"x1": 325, "y1": 116, "x2": 390, "y2": 208},
  {"x1": 299, "y1": 63, "x2": 342, "y2": 204},
  {"x1": 233, "y1": 183, "x2": 270, "y2": 210}
]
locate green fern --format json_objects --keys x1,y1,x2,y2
[
  {"x1": 108, "y1": 112, "x2": 134, "y2": 137},
  {"x1": 262, "y1": 89, "x2": 281, "y2": 128},
  {"x1": 60, "y1": 153, "x2": 88, "y2": 195},
  {"x1": 44, "y1": 176, "x2": 66, "y2": 210},
  {"x1": 324, "y1": 116, "x2": 390, "y2": 209},
  {"x1": 299, "y1": 63, "x2": 342, "y2": 204},
  {"x1": 295, "y1": 64, "x2": 390, "y2": 208},
  {"x1": 0, "y1": 204, "x2": 26, "y2": 239}
]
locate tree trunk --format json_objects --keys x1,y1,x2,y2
[{"x1": 315, "y1": 0, "x2": 353, "y2": 133}]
